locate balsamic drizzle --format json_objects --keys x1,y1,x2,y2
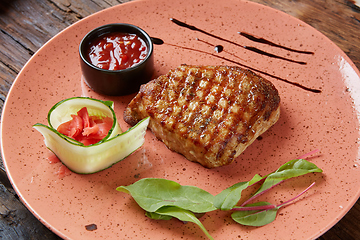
[
  {"x1": 163, "y1": 42, "x2": 321, "y2": 93},
  {"x1": 238, "y1": 32, "x2": 314, "y2": 55},
  {"x1": 170, "y1": 18, "x2": 307, "y2": 65},
  {"x1": 150, "y1": 19, "x2": 321, "y2": 93}
]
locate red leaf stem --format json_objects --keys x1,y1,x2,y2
[
  {"x1": 277, "y1": 182, "x2": 316, "y2": 208},
  {"x1": 240, "y1": 180, "x2": 284, "y2": 207},
  {"x1": 232, "y1": 204, "x2": 276, "y2": 211},
  {"x1": 297, "y1": 149, "x2": 319, "y2": 159},
  {"x1": 233, "y1": 182, "x2": 316, "y2": 212}
]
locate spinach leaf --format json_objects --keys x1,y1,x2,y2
[
  {"x1": 214, "y1": 174, "x2": 263, "y2": 210},
  {"x1": 231, "y1": 202, "x2": 279, "y2": 226},
  {"x1": 117, "y1": 157, "x2": 323, "y2": 237},
  {"x1": 272, "y1": 158, "x2": 323, "y2": 179},
  {"x1": 145, "y1": 211, "x2": 173, "y2": 220},
  {"x1": 248, "y1": 159, "x2": 322, "y2": 202},
  {"x1": 116, "y1": 178, "x2": 216, "y2": 213},
  {"x1": 147, "y1": 206, "x2": 214, "y2": 240}
]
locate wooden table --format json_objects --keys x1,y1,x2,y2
[{"x1": 0, "y1": 0, "x2": 359, "y2": 239}]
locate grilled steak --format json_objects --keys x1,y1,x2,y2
[{"x1": 124, "y1": 65, "x2": 280, "y2": 168}]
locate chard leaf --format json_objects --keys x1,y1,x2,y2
[
  {"x1": 271, "y1": 158, "x2": 323, "y2": 179},
  {"x1": 214, "y1": 174, "x2": 263, "y2": 210},
  {"x1": 251, "y1": 159, "x2": 322, "y2": 200},
  {"x1": 117, "y1": 158, "x2": 323, "y2": 234},
  {"x1": 145, "y1": 211, "x2": 173, "y2": 220},
  {"x1": 231, "y1": 202, "x2": 279, "y2": 226},
  {"x1": 153, "y1": 206, "x2": 214, "y2": 240},
  {"x1": 116, "y1": 178, "x2": 216, "y2": 213}
]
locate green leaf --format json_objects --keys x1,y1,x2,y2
[
  {"x1": 214, "y1": 174, "x2": 263, "y2": 210},
  {"x1": 116, "y1": 178, "x2": 216, "y2": 213},
  {"x1": 231, "y1": 202, "x2": 279, "y2": 226},
  {"x1": 154, "y1": 206, "x2": 214, "y2": 240},
  {"x1": 253, "y1": 159, "x2": 322, "y2": 198},
  {"x1": 145, "y1": 211, "x2": 173, "y2": 220},
  {"x1": 117, "y1": 159, "x2": 323, "y2": 234},
  {"x1": 271, "y1": 158, "x2": 323, "y2": 179}
]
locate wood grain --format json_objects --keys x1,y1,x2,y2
[{"x1": 0, "y1": 0, "x2": 359, "y2": 239}]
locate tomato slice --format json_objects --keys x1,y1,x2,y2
[
  {"x1": 77, "y1": 107, "x2": 90, "y2": 128},
  {"x1": 57, "y1": 114, "x2": 83, "y2": 138},
  {"x1": 57, "y1": 107, "x2": 113, "y2": 146},
  {"x1": 93, "y1": 116, "x2": 113, "y2": 139}
]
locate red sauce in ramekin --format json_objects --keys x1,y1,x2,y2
[{"x1": 87, "y1": 32, "x2": 148, "y2": 71}]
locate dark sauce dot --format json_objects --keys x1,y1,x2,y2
[
  {"x1": 151, "y1": 37, "x2": 164, "y2": 45},
  {"x1": 214, "y1": 45, "x2": 223, "y2": 53}
]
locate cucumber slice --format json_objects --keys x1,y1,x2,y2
[
  {"x1": 47, "y1": 97, "x2": 122, "y2": 144},
  {"x1": 33, "y1": 97, "x2": 149, "y2": 174}
]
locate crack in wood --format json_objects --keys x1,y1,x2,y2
[
  {"x1": 0, "y1": 29, "x2": 35, "y2": 56},
  {"x1": 0, "y1": 59, "x2": 19, "y2": 75}
]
